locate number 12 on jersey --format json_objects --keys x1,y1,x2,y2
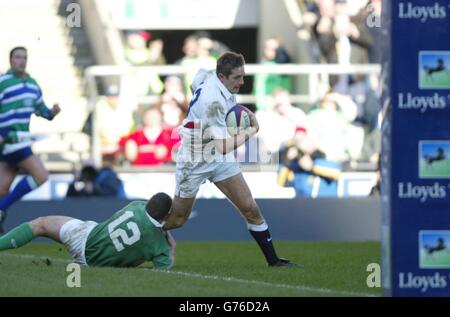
[{"x1": 108, "y1": 211, "x2": 141, "y2": 252}]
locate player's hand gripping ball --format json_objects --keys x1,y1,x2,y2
[{"x1": 225, "y1": 105, "x2": 252, "y2": 135}]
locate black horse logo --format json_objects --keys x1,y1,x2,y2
[
  {"x1": 424, "y1": 147, "x2": 446, "y2": 166},
  {"x1": 423, "y1": 58, "x2": 449, "y2": 81},
  {"x1": 425, "y1": 237, "x2": 446, "y2": 255}
]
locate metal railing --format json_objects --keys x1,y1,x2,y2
[{"x1": 85, "y1": 63, "x2": 381, "y2": 167}]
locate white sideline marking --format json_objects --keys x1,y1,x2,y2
[
  {"x1": 151, "y1": 269, "x2": 376, "y2": 297},
  {"x1": 1, "y1": 253, "x2": 376, "y2": 297},
  {"x1": 2, "y1": 253, "x2": 70, "y2": 263}
]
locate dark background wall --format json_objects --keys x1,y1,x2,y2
[{"x1": 4, "y1": 198, "x2": 381, "y2": 241}]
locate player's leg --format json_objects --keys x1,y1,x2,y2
[
  {"x1": 29, "y1": 216, "x2": 75, "y2": 241},
  {"x1": 215, "y1": 173, "x2": 264, "y2": 223},
  {"x1": 0, "y1": 152, "x2": 48, "y2": 212},
  {"x1": 163, "y1": 165, "x2": 202, "y2": 230},
  {"x1": 214, "y1": 172, "x2": 296, "y2": 267},
  {"x1": 0, "y1": 216, "x2": 75, "y2": 251},
  {"x1": 0, "y1": 162, "x2": 17, "y2": 197},
  {"x1": 0, "y1": 162, "x2": 18, "y2": 233},
  {"x1": 163, "y1": 195, "x2": 196, "y2": 230},
  {"x1": 17, "y1": 153, "x2": 49, "y2": 185}
]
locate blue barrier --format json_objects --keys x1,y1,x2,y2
[
  {"x1": 382, "y1": 0, "x2": 450, "y2": 296},
  {"x1": 3, "y1": 198, "x2": 380, "y2": 241}
]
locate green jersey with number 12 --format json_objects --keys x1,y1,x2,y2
[{"x1": 84, "y1": 201, "x2": 171, "y2": 269}]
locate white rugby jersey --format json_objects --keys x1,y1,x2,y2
[{"x1": 177, "y1": 69, "x2": 237, "y2": 169}]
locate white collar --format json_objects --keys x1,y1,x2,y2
[
  {"x1": 212, "y1": 73, "x2": 233, "y2": 100},
  {"x1": 145, "y1": 212, "x2": 164, "y2": 228}
]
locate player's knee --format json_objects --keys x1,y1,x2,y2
[
  {"x1": 240, "y1": 199, "x2": 263, "y2": 222},
  {"x1": 246, "y1": 214, "x2": 264, "y2": 225},
  {"x1": 29, "y1": 217, "x2": 46, "y2": 236},
  {"x1": 240, "y1": 197, "x2": 258, "y2": 214},
  {"x1": 35, "y1": 173, "x2": 49, "y2": 185},
  {"x1": 0, "y1": 187, "x2": 9, "y2": 197}
]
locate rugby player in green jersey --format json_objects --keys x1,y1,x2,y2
[
  {"x1": 0, "y1": 47, "x2": 61, "y2": 233},
  {"x1": 0, "y1": 192, "x2": 176, "y2": 269}
]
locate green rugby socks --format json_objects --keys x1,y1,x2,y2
[{"x1": 0, "y1": 223, "x2": 34, "y2": 251}]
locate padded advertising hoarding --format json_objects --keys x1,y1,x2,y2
[{"x1": 382, "y1": 0, "x2": 450, "y2": 296}]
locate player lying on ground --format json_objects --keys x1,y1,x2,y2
[{"x1": 0, "y1": 192, "x2": 176, "y2": 269}]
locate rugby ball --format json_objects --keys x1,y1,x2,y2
[{"x1": 225, "y1": 105, "x2": 251, "y2": 135}]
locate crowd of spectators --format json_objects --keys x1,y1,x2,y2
[{"x1": 89, "y1": 0, "x2": 382, "y2": 197}]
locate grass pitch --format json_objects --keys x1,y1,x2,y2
[
  {"x1": 420, "y1": 248, "x2": 450, "y2": 268},
  {"x1": 0, "y1": 241, "x2": 381, "y2": 297},
  {"x1": 420, "y1": 69, "x2": 450, "y2": 89},
  {"x1": 419, "y1": 158, "x2": 450, "y2": 178}
]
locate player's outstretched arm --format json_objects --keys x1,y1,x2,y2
[
  {"x1": 214, "y1": 129, "x2": 256, "y2": 155},
  {"x1": 164, "y1": 230, "x2": 176, "y2": 265}
]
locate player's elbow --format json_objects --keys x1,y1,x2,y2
[
  {"x1": 163, "y1": 218, "x2": 186, "y2": 230},
  {"x1": 214, "y1": 139, "x2": 228, "y2": 155},
  {"x1": 172, "y1": 218, "x2": 186, "y2": 229},
  {"x1": 217, "y1": 147, "x2": 228, "y2": 155}
]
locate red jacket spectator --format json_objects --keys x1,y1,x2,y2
[{"x1": 120, "y1": 107, "x2": 180, "y2": 166}]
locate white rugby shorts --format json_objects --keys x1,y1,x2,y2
[
  {"x1": 175, "y1": 161, "x2": 241, "y2": 198},
  {"x1": 59, "y1": 219, "x2": 98, "y2": 266}
]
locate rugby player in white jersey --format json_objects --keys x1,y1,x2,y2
[{"x1": 163, "y1": 52, "x2": 296, "y2": 267}]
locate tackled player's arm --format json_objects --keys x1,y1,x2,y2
[
  {"x1": 213, "y1": 110, "x2": 259, "y2": 155},
  {"x1": 153, "y1": 253, "x2": 173, "y2": 270},
  {"x1": 164, "y1": 230, "x2": 176, "y2": 264},
  {"x1": 130, "y1": 260, "x2": 145, "y2": 267}
]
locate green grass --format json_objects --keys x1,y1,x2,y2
[
  {"x1": 420, "y1": 69, "x2": 450, "y2": 89},
  {"x1": 0, "y1": 241, "x2": 381, "y2": 297},
  {"x1": 419, "y1": 159, "x2": 450, "y2": 178},
  {"x1": 420, "y1": 249, "x2": 450, "y2": 268}
]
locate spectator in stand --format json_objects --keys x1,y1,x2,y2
[
  {"x1": 66, "y1": 164, "x2": 125, "y2": 198},
  {"x1": 332, "y1": 0, "x2": 373, "y2": 118},
  {"x1": 178, "y1": 34, "x2": 216, "y2": 99},
  {"x1": 120, "y1": 107, "x2": 179, "y2": 166},
  {"x1": 125, "y1": 31, "x2": 151, "y2": 65},
  {"x1": 307, "y1": 0, "x2": 337, "y2": 64},
  {"x1": 195, "y1": 31, "x2": 230, "y2": 59},
  {"x1": 148, "y1": 38, "x2": 166, "y2": 66},
  {"x1": 160, "y1": 76, "x2": 188, "y2": 127},
  {"x1": 309, "y1": 0, "x2": 373, "y2": 110},
  {"x1": 310, "y1": 0, "x2": 373, "y2": 66},
  {"x1": 96, "y1": 84, "x2": 134, "y2": 162},
  {"x1": 160, "y1": 93, "x2": 187, "y2": 129},
  {"x1": 256, "y1": 88, "x2": 306, "y2": 158},
  {"x1": 306, "y1": 91, "x2": 364, "y2": 163},
  {"x1": 253, "y1": 37, "x2": 292, "y2": 111},
  {"x1": 177, "y1": 35, "x2": 199, "y2": 97},
  {"x1": 123, "y1": 31, "x2": 164, "y2": 96},
  {"x1": 162, "y1": 76, "x2": 186, "y2": 105},
  {"x1": 277, "y1": 127, "x2": 341, "y2": 197}
]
